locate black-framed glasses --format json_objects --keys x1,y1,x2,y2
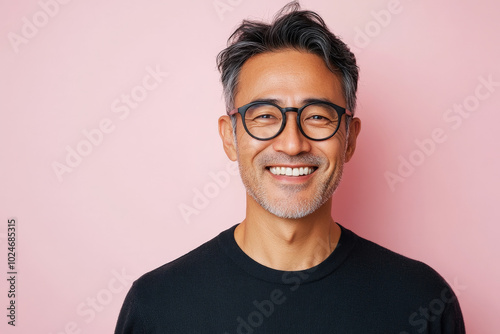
[{"x1": 228, "y1": 100, "x2": 352, "y2": 141}]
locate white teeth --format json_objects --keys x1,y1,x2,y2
[{"x1": 269, "y1": 166, "x2": 316, "y2": 176}]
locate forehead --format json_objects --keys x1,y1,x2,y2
[{"x1": 235, "y1": 49, "x2": 345, "y2": 106}]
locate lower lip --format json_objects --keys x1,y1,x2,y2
[{"x1": 266, "y1": 168, "x2": 316, "y2": 183}]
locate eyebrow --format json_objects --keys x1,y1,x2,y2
[{"x1": 250, "y1": 97, "x2": 340, "y2": 107}]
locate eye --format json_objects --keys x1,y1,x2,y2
[
  {"x1": 309, "y1": 115, "x2": 328, "y2": 120},
  {"x1": 305, "y1": 114, "x2": 333, "y2": 123},
  {"x1": 301, "y1": 104, "x2": 339, "y2": 125},
  {"x1": 245, "y1": 104, "x2": 281, "y2": 123},
  {"x1": 255, "y1": 114, "x2": 277, "y2": 119}
]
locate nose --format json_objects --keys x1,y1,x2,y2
[{"x1": 272, "y1": 112, "x2": 311, "y2": 155}]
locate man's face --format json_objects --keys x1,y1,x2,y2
[{"x1": 220, "y1": 49, "x2": 359, "y2": 219}]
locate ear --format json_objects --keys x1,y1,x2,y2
[
  {"x1": 345, "y1": 117, "x2": 361, "y2": 163},
  {"x1": 218, "y1": 115, "x2": 238, "y2": 161}
]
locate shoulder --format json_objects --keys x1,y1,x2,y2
[
  {"x1": 350, "y1": 229, "x2": 442, "y2": 273},
  {"x1": 114, "y1": 230, "x2": 232, "y2": 333},
  {"x1": 345, "y1": 227, "x2": 455, "y2": 297},
  {"x1": 134, "y1": 232, "x2": 223, "y2": 292},
  {"x1": 332, "y1": 226, "x2": 466, "y2": 333}
]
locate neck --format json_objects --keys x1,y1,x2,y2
[{"x1": 234, "y1": 195, "x2": 341, "y2": 271}]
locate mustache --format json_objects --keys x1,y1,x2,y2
[{"x1": 255, "y1": 152, "x2": 325, "y2": 166}]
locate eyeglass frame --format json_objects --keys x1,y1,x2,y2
[{"x1": 228, "y1": 100, "x2": 353, "y2": 141}]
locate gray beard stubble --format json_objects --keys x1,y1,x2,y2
[{"x1": 237, "y1": 150, "x2": 346, "y2": 219}]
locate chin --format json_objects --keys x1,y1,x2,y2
[{"x1": 251, "y1": 192, "x2": 328, "y2": 219}]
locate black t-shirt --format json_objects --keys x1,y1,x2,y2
[{"x1": 115, "y1": 224, "x2": 465, "y2": 333}]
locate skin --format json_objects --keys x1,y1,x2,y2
[{"x1": 218, "y1": 49, "x2": 361, "y2": 271}]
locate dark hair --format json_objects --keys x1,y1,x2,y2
[{"x1": 216, "y1": 1, "x2": 359, "y2": 116}]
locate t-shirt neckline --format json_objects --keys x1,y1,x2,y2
[{"x1": 217, "y1": 223, "x2": 357, "y2": 285}]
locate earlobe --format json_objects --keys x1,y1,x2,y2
[
  {"x1": 218, "y1": 115, "x2": 238, "y2": 161},
  {"x1": 345, "y1": 117, "x2": 361, "y2": 162}
]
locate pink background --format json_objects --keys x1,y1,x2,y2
[{"x1": 1, "y1": 0, "x2": 499, "y2": 332}]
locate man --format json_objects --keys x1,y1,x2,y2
[{"x1": 115, "y1": 3, "x2": 465, "y2": 333}]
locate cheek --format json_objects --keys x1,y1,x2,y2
[
  {"x1": 235, "y1": 133, "x2": 268, "y2": 161},
  {"x1": 317, "y1": 140, "x2": 345, "y2": 163}
]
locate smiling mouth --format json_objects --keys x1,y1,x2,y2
[{"x1": 268, "y1": 166, "x2": 317, "y2": 176}]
